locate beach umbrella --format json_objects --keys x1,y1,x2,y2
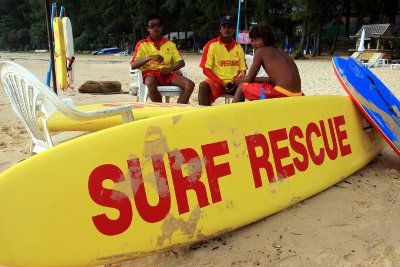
[
  {"x1": 44, "y1": 0, "x2": 57, "y2": 93},
  {"x1": 358, "y1": 28, "x2": 366, "y2": 52}
]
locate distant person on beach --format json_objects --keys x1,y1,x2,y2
[
  {"x1": 130, "y1": 13, "x2": 194, "y2": 104},
  {"x1": 232, "y1": 24, "x2": 302, "y2": 102},
  {"x1": 198, "y1": 15, "x2": 247, "y2": 106}
]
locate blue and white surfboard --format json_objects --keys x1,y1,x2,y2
[{"x1": 332, "y1": 57, "x2": 400, "y2": 156}]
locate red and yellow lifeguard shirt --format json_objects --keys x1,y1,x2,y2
[
  {"x1": 131, "y1": 36, "x2": 183, "y2": 70},
  {"x1": 200, "y1": 35, "x2": 246, "y2": 84}
]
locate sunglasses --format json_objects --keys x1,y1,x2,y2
[{"x1": 148, "y1": 22, "x2": 162, "y2": 29}]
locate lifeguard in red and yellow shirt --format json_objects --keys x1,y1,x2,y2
[
  {"x1": 130, "y1": 13, "x2": 194, "y2": 104},
  {"x1": 198, "y1": 15, "x2": 247, "y2": 106}
]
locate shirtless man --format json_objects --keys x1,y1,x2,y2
[
  {"x1": 130, "y1": 13, "x2": 194, "y2": 103},
  {"x1": 232, "y1": 24, "x2": 302, "y2": 102}
]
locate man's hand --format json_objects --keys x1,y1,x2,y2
[
  {"x1": 160, "y1": 67, "x2": 173, "y2": 76},
  {"x1": 234, "y1": 76, "x2": 245, "y2": 86},
  {"x1": 224, "y1": 82, "x2": 237, "y2": 94},
  {"x1": 149, "y1": 55, "x2": 164, "y2": 63}
]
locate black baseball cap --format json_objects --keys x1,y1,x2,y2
[{"x1": 220, "y1": 15, "x2": 236, "y2": 26}]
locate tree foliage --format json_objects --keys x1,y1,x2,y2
[{"x1": 0, "y1": 0, "x2": 398, "y2": 53}]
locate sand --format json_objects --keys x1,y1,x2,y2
[{"x1": 0, "y1": 52, "x2": 399, "y2": 266}]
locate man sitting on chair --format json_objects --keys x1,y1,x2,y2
[
  {"x1": 130, "y1": 13, "x2": 194, "y2": 103},
  {"x1": 198, "y1": 15, "x2": 247, "y2": 106}
]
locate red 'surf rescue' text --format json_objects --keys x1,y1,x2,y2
[{"x1": 88, "y1": 115, "x2": 351, "y2": 236}]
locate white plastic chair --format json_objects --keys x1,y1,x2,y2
[
  {"x1": 391, "y1": 63, "x2": 400, "y2": 70},
  {"x1": 362, "y1": 53, "x2": 384, "y2": 68},
  {"x1": 350, "y1": 51, "x2": 362, "y2": 61},
  {"x1": 245, "y1": 54, "x2": 267, "y2": 77},
  {"x1": 0, "y1": 61, "x2": 134, "y2": 155},
  {"x1": 221, "y1": 94, "x2": 233, "y2": 104},
  {"x1": 130, "y1": 68, "x2": 234, "y2": 104},
  {"x1": 129, "y1": 69, "x2": 187, "y2": 103}
]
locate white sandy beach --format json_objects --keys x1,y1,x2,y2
[{"x1": 0, "y1": 52, "x2": 399, "y2": 266}]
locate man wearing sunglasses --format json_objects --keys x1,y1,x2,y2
[
  {"x1": 130, "y1": 13, "x2": 194, "y2": 103},
  {"x1": 198, "y1": 15, "x2": 247, "y2": 106}
]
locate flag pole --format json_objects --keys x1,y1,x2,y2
[
  {"x1": 235, "y1": 0, "x2": 242, "y2": 42},
  {"x1": 45, "y1": 0, "x2": 57, "y2": 94}
]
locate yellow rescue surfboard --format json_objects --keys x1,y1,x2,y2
[
  {"x1": 0, "y1": 96, "x2": 384, "y2": 267},
  {"x1": 47, "y1": 102, "x2": 203, "y2": 132},
  {"x1": 53, "y1": 16, "x2": 68, "y2": 90}
]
